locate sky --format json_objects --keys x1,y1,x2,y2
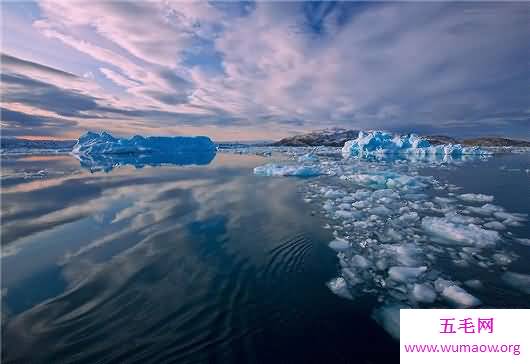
[{"x1": 1, "y1": 1, "x2": 529, "y2": 141}]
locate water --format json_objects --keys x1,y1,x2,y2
[
  {"x1": 2, "y1": 149, "x2": 529, "y2": 363},
  {"x1": 1, "y1": 153, "x2": 398, "y2": 364}
]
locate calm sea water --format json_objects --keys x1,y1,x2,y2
[{"x1": 2, "y1": 153, "x2": 399, "y2": 364}]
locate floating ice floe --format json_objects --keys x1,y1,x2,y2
[
  {"x1": 464, "y1": 279, "x2": 483, "y2": 289},
  {"x1": 483, "y1": 221, "x2": 506, "y2": 230},
  {"x1": 411, "y1": 283, "x2": 437, "y2": 303},
  {"x1": 421, "y1": 216, "x2": 500, "y2": 247},
  {"x1": 297, "y1": 148, "x2": 319, "y2": 162},
  {"x1": 341, "y1": 130, "x2": 490, "y2": 158},
  {"x1": 441, "y1": 285, "x2": 481, "y2": 307},
  {"x1": 328, "y1": 237, "x2": 350, "y2": 251},
  {"x1": 326, "y1": 277, "x2": 353, "y2": 299},
  {"x1": 388, "y1": 266, "x2": 427, "y2": 283},
  {"x1": 457, "y1": 193, "x2": 494, "y2": 203},
  {"x1": 72, "y1": 131, "x2": 216, "y2": 155},
  {"x1": 253, "y1": 163, "x2": 322, "y2": 177}
]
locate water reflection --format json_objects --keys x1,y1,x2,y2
[
  {"x1": 1, "y1": 153, "x2": 397, "y2": 363},
  {"x1": 349, "y1": 152, "x2": 492, "y2": 165},
  {"x1": 76, "y1": 150, "x2": 217, "y2": 172}
]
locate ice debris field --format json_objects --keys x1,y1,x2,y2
[{"x1": 247, "y1": 131, "x2": 529, "y2": 340}]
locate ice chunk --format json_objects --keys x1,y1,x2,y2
[
  {"x1": 328, "y1": 237, "x2": 350, "y2": 251},
  {"x1": 341, "y1": 268, "x2": 363, "y2": 285},
  {"x1": 388, "y1": 266, "x2": 427, "y2": 283},
  {"x1": 411, "y1": 283, "x2": 437, "y2": 303},
  {"x1": 343, "y1": 171, "x2": 426, "y2": 191},
  {"x1": 492, "y1": 253, "x2": 512, "y2": 266},
  {"x1": 391, "y1": 244, "x2": 423, "y2": 267},
  {"x1": 493, "y1": 211, "x2": 527, "y2": 226},
  {"x1": 421, "y1": 216, "x2": 500, "y2": 247},
  {"x1": 398, "y1": 212, "x2": 419, "y2": 223},
  {"x1": 502, "y1": 272, "x2": 530, "y2": 294},
  {"x1": 442, "y1": 285, "x2": 481, "y2": 307},
  {"x1": 457, "y1": 193, "x2": 494, "y2": 203},
  {"x1": 253, "y1": 163, "x2": 322, "y2": 177},
  {"x1": 434, "y1": 278, "x2": 455, "y2": 293},
  {"x1": 368, "y1": 206, "x2": 392, "y2": 216},
  {"x1": 327, "y1": 277, "x2": 353, "y2": 299},
  {"x1": 73, "y1": 131, "x2": 216, "y2": 155},
  {"x1": 334, "y1": 210, "x2": 358, "y2": 219},
  {"x1": 297, "y1": 150, "x2": 318, "y2": 162},
  {"x1": 464, "y1": 279, "x2": 483, "y2": 289},
  {"x1": 351, "y1": 254, "x2": 371, "y2": 269},
  {"x1": 466, "y1": 203, "x2": 505, "y2": 216},
  {"x1": 483, "y1": 221, "x2": 505, "y2": 230}
]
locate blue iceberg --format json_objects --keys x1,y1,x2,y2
[
  {"x1": 72, "y1": 131, "x2": 217, "y2": 172},
  {"x1": 342, "y1": 131, "x2": 490, "y2": 158},
  {"x1": 73, "y1": 131, "x2": 216, "y2": 155}
]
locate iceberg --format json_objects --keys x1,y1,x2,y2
[
  {"x1": 342, "y1": 130, "x2": 490, "y2": 158},
  {"x1": 71, "y1": 131, "x2": 217, "y2": 171},
  {"x1": 72, "y1": 131, "x2": 216, "y2": 155}
]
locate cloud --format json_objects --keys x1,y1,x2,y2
[
  {"x1": 2, "y1": 1, "x2": 528, "y2": 139},
  {"x1": 0, "y1": 53, "x2": 244, "y2": 137},
  {"x1": 0, "y1": 107, "x2": 78, "y2": 137},
  {"x1": 2, "y1": 74, "x2": 100, "y2": 117}
]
